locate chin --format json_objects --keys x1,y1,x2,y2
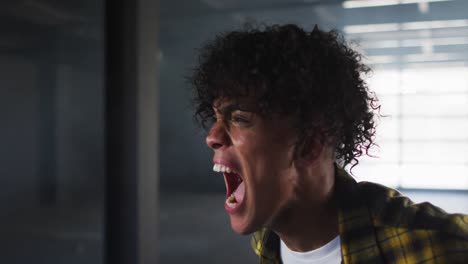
[
  {"x1": 229, "y1": 214, "x2": 261, "y2": 235},
  {"x1": 230, "y1": 221, "x2": 254, "y2": 235}
]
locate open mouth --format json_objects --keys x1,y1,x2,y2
[{"x1": 213, "y1": 164, "x2": 245, "y2": 210}]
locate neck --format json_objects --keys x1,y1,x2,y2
[{"x1": 271, "y1": 159, "x2": 339, "y2": 252}]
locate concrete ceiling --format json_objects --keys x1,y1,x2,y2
[{"x1": 1, "y1": 0, "x2": 468, "y2": 65}]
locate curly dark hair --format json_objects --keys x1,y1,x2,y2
[{"x1": 190, "y1": 24, "x2": 380, "y2": 169}]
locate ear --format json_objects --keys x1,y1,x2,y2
[{"x1": 295, "y1": 136, "x2": 324, "y2": 165}]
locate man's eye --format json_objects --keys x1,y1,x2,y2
[
  {"x1": 230, "y1": 114, "x2": 250, "y2": 124},
  {"x1": 210, "y1": 115, "x2": 218, "y2": 123}
]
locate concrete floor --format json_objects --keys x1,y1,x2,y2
[{"x1": 0, "y1": 203, "x2": 103, "y2": 264}]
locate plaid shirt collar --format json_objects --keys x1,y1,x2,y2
[{"x1": 250, "y1": 164, "x2": 384, "y2": 264}]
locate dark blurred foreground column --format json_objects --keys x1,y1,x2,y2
[{"x1": 105, "y1": 0, "x2": 159, "y2": 264}]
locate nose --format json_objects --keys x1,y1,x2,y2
[{"x1": 206, "y1": 121, "x2": 230, "y2": 150}]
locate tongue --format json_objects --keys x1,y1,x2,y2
[{"x1": 233, "y1": 181, "x2": 245, "y2": 204}]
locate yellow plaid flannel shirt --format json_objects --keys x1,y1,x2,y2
[{"x1": 251, "y1": 166, "x2": 468, "y2": 263}]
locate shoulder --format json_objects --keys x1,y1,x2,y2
[{"x1": 357, "y1": 181, "x2": 468, "y2": 241}]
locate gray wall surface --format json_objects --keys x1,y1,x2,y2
[{"x1": 0, "y1": 0, "x2": 105, "y2": 262}]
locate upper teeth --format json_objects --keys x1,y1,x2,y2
[{"x1": 213, "y1": 164, "x2": 235, "y2": 173}]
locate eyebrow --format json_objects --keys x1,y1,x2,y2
[{"x1": 214, "y1": 103, "x2": 254, "y2": 115}]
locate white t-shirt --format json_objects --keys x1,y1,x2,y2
[{"x1": 280, "y1": 236, "x2": 342, "y2": 264}]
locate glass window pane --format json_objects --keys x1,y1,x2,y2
[
  {"x1": 401, "y1": 67, "x2": 468, "y2": 94},
  {"x1": 376, "y1": 95, "x2": 400, "y2": 117},
  {"x1": 366, "y1": 70, "x2": 401, "y2": 95},
  {"x1": 400, "y1": 164, "x2": 468, "y2": 189},
  {"x1": 402, "y1": 118, "x2": 468, "y2": 140},
  {"x1": 371, "y1": 141, "x2": 400, "y2": 163},
  {"x1": 353, "y1": 164, "x2": 400, "y2": 188},
  {"x1": 376, "y1": 115, "x2": 399, "y2": 141},
  {"x1": 402, "y1": 142, "x2": 468, "y2": 164},
  {"x1": 402, "y1": 94, "x2": 468, "y2": 116}
]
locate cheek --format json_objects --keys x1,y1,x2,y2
[
  {"x1": 231, "y1": 132, "x2": 247, "y2": 146},
  {"x1": 231, "y1": 126, "x2": 296, "y2": 182},
  {"x1": 244, "y1": 142, "x2": 294, "y2": 191},
  {"x1": 237, "y1": 133, "x2": 295, "y2": 175}
]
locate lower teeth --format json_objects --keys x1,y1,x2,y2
[{"x1": 226, "y1": 193, "x2": 237, "y2": 208}]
